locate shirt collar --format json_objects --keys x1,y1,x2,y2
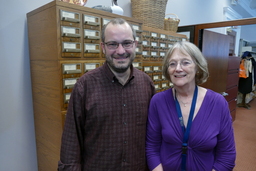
[{"x1": 103, "y1": 62, "x2": 135, "y2": 83}]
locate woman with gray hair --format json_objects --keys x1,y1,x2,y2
[{"x1": 146, "y1": 41, "x2": 236, "y2": 171}]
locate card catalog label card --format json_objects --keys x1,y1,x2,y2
[
  {"x1": 85, "y1": 44, "x2": 97, "y2": 50},
  {"x1": 151, "y1": 42, "x2": 157, "y2": 46},
  {"x1": 154, "y1": 66, "x2": 159, "y2": 71},
  {"x1": 154, "y1": 75, "x2": 159, "y2": 80},
  {"x1": 85, "y1": 30, "x2": 96, "y2": 36},
  {"x1": 65, "y1": 93, "x2": 71, "y2": 101},
  {"x1": 142, "y1": 41, "x2": 148, "y2": 45},
  {"x1": 64, "y1": 64, "x2": 77, "y2": 71},
  {"x1": 160, "y1": 34, "x2": 166, "y2": 38},
  {"x1": 84, "y1": 16, "x2": 96, "y2": 22},
  {"x1": 160, "y1": 43, "x2": 166, "y2": 47},
  {"x1": 151, "y1": 52, "x2": 157, "y2": 56},
  {"x1": 133, "y1": 63, "x2": 140, "y2": 67},
  {"x1": 143, "y1": 51, "x2": 148, "y2": 55},
  {"x1": 132, "y1": 25, "x2": 139, "y2": 30},
  {"x1": 151, "y1": 33, "x2": 157, "y2": 37},
  {"x1": 144, "y1": 67, "x2": 150, "y2": 71},
  {"x1": 103, "y1": 19, "x2": 110, "y2": 25},
  {"x1": 63, "y1": 27, "x2": 76, "y2": 34},
  {"x1": 64, "y1": 43, "x2": 77, "y2": 49},
  {"x1": 160, "y1": 52, "x2": 166, "y2": 56},
  {"x1": 64, "y1": 79, "x2": 77, "y2": 86},
  {"x1": 62, "y1": 11, "x2": 75, "y2": 19},
  {"x1": 85, "y1": 64, "x2": 97, "y2": 70}
]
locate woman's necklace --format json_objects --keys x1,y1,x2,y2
[
  {"x1": 179, "y1": 100, "x2": 188, "y2": 107},
  {"x1": 177, "y1": 94, "x2": 191, "y2": 107}
]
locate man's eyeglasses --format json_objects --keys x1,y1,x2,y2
[{"x1": 104, "y1": 40, "x2": 135, "y2": 50}]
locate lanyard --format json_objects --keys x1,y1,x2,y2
[{"x1": 175, "y1": 86, "x2": 198, "y2": 171}]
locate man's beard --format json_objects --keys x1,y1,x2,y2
[{"x1": 106, "y1": 53, "x2": 135, "y2": 73}]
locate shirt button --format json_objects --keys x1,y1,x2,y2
[
  {"x1": 124, "y1": 141, "x2": 127, "y2": 144},
  {"x1": 123, "y1": 122, "x2": 127, "y2": 125},
  {"x1": 123, "y1": 104, "x2": 126, "y2": 107}
]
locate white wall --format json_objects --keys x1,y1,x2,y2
[{"x1": 0, "y1": 0, "x2": 235, "y2": 170}]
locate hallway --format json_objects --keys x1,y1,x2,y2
[{"x1": 233, "y1": 98, "x2": 256, "y2": 171}]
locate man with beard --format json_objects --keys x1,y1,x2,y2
[{"x1": 58, "y1": 18, "x2": 156, "y2": 171}]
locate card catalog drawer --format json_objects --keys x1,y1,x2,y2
[
  {"x1": 61, "y1": 26, "x2": 81, "y2": 38},
  {"x1": 62, "y1": 63, "x2": 82, "y2": 74},
  {"x1": 159, "y1": 34, "x2": 168, "y2": 41},
  {"x1": 142, "y1": 40, "x2": 150, "y2": 48},
  {"x1": 154, "y1": 82, "x2": 161, "y2": 91},
  {"x1": 143, "y1": 66, "x2": 153, "y2": 73},
  {"x1": 151, "y1": 32, "x2": 159, "y2": 39},
  {"x1": 62, "y1": 42, "x2": 81, "y2": 52},
  {"x1": 84, "y1": 15, "x2": 100, "y2": 30},
  {"x1": 84, "y1": 62, "x2": 100, "y2": 72},
  {"x1": 142, "y1": 31, "x2": 151, "y2": 39},
  {"x1": 102, "y1": 18, "x2": 110, "y2": 26},
  {"x1": 84, "y1": 29, "x2": 100, "y2": 40},
  {"x1": 132, "y1": 24, "x2": 143, "y2": 33},
  {"x1": 142, "y1": 50, "x2": 150, "y2": 58},
  {"x1": 64, "y1": 92, "x2": 71, "y2": 104},
  {"x1": 161, "y1": 80, "x2": 169, "y2": 89},
  {"x1": 152, "y1": 74, "x2": 162, "y2": 82},
  {"x1": 135, "y1": 36, "x2": 142, "y2": 44},
  {"x1": 135, "y1": 46, "x2": 142, "y2": 55},
  {"x1": 153, "y1": 66, "x2": 162, "y2": 72},
  {"x1": 159, "y1": 51, "x2": 166, "y2": 58},
  {"x1": 151, "y1": 41, "x2": 159, "y2": 49},
  {"x1": 151, "y1": 51, "x2": 159, "y2": 58},
  {"x1": 133, "y1": 62, "x2": 142, "y2": 70},
  {"x1": 60, "y1": 10, "x2": 80, "y2": 23},
  {"x1": 63, "y1": 78, "x2": 79, "y2": 89},
  {"x1": 84, "y1": 43, "x2": 100, "y2": 53}
]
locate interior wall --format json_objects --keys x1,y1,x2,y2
[{"x1": 0, "y1": 0, "x2": 235, "y2": 170}]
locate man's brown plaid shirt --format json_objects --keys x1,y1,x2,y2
[{"x1": 58, "y1": 62, "x2": 155, "y2": 171}]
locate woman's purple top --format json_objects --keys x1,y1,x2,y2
[{"x1": 146, "y1": 88, "x2": 236, "y2": 171}]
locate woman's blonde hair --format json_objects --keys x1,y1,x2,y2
[{"x1": 162, "y1": 41, "x2": 209, "y2": 85}]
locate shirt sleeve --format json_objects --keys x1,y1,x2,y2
[
  {"x1": 146, "y1": 95, "x2": 163, "y2": 170},
  {"x1": 213, "y1": 98, "x2": 236, "y2": 171},
  {"x1": 58, "y1": 81, "x2": 85, "y2": 171}
]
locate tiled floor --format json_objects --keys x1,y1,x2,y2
[{"x1": 233, "y1": 98, "x2": 256, "y2": 171}]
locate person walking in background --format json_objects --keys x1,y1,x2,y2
[
  {"x1": 58, "y1": 18, "x2": 155, "y2": 171},
  {"x1": 146, "y1": 41, "x2": 236, "y2": 171}
]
